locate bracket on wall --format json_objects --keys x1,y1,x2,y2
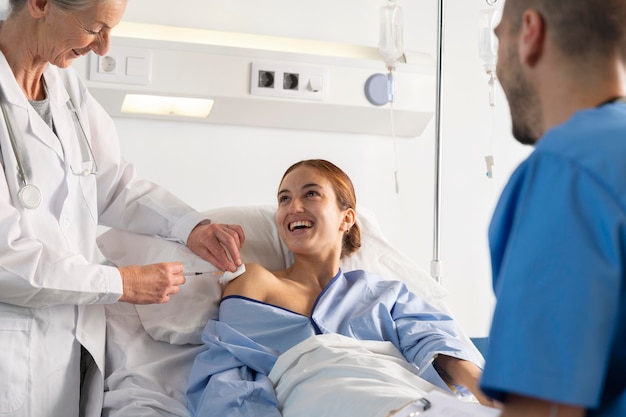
[{"x1": 364, "y1": 73, "x2": 391, "y2": 106}]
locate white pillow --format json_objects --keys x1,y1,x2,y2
[
  {"x1": 97, "y1": 205, "x2": 448, "y2": 345},
  {"x1": 343, "y1": 206, "x2": 448, "y2": 305}
]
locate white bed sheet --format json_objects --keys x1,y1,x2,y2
[
  {"x1": 103, "y1": 302, "x2": 203, "y2": 417},
  {"x1": 269, "y1": 333, "x2": 443, "y2": 417}
]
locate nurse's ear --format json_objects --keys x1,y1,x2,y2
[
  {"x1": 519, "y1": 9, "x2": 547, "y2": 67},
  {"x1": 27, "y1": 0, "x2": 51, "y2": 18}
]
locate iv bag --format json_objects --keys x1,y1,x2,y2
[
  {"x1": 478, "y1": 8, "x2": 500, "y2": 72},
  {"x1": 379, "y1": 0, "x2": 404, "y2": 69}
]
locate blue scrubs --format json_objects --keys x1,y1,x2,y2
[
  {"x1": 187, "y1": 269, "x2": 483, "y2": 417},
  {"x1": 481, "y1": 103, "x2": 626, "y2": 416}
]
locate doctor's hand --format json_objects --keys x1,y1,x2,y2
[
  {"x1": 118, "y1": 262, "x2": 186, "y2": 304},
  {"x1": 187, "y1": 222, "x2": 245, "y2": 272}
]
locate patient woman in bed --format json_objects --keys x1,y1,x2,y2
[{"x1": 186, "y1": 159, "x2": 494, "y2": 416}]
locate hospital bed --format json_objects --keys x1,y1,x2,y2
[{"x1": 97, "y1": 204, "x2": 485, "y2": 417}]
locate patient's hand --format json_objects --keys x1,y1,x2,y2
[
  {"x1": 118, "y1": 262, "x2": 186, "y2": 304},
  {"x1": 434, "y1": 355, "x2": 497, "y2": 407},
  {"x1": 187, "y1": 222, "x2": 245, "y2": 272}
]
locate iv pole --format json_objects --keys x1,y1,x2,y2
[
  {"x1": 430, "y1": 0, "x2": 500, "y2": 283},
  {"x1": 431, "y1": 0, "x2": 444, "y2": 284}
]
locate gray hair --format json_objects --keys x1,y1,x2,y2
[{"x1": 9, "y1": 0, "x2": 106, "y2": 13}]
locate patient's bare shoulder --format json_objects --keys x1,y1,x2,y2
[{"x1": 221, "y1": 262, "x2": 278, "y2": 301}]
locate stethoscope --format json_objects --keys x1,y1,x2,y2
[{"x1": 0, "y1": 89, "x2": 98, "y2": 210}]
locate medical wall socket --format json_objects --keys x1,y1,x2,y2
[
  {"x1": 250, "y1": 62, "x2": 327, "y2": 101},
  {"x1": 89, "y1": 46, "x2": 153, "y2": 85}
]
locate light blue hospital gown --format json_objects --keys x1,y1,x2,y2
[
  {"x1": 186, "y1": 269, "x2": 483, "y2": 417},
  {"x1": 481, "y1": 102, "x2": 626, "y2": 417}
]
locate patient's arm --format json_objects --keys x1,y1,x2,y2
[
  {"x1": 500, "y1": 394, "x2": 585, "y2": 417},
  {"x1": 433, "y1": 354, "x2": 496, "y2": 407}
]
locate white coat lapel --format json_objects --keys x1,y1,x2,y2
[
  {"x1": 45, "y1": 69, "x2": 80, "y2": 171},
  {"x1": 0, "y1": 52, "x2": 64, "y2": 159}
]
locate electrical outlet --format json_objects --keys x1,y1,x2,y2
[
  {"x1": 283, "y1": 73, "x2": 299, "y2": 90},
  {"x1": 89, "y1": 46, "x2": 152, "y2": 85},
  {"x1": 250, "y1": 62, "x2": 327, "y2": 101},
  {"x1": 258, "y1": 70, "x2": 275, "y2": 88}
]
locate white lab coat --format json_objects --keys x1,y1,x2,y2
[{"x1": 0, "y1": 52, "x2": 207, "y2": 416}]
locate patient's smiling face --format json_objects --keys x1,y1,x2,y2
[{"x1": 276, "y1": 166, "x2": 351, "y2": 259}]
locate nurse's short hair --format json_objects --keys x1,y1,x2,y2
[{"x1": 503, "y1": 0, "x2": 626, "y2": 62}]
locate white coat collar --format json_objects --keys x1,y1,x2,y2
[{"x1": 0, "y1": 51, "x2": 71, "y2": 159}]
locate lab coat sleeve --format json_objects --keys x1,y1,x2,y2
[{"x1": 186, "y1": 320, "x2": 282, "y2": 417}]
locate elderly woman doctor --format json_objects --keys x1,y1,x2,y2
[{"x1": 0, "y1": 0, "x2": 245, "y2": 416}]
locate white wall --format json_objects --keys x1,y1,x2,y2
[{"x1": 93, "y1": 0, "x2": 531, "y2": 336}]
